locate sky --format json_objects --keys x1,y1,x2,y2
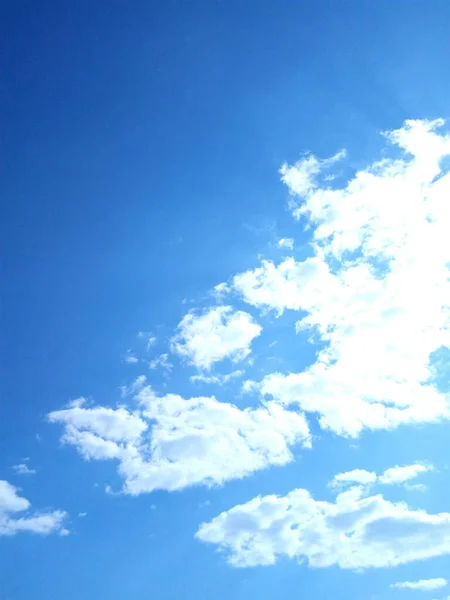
[{"x1": 2, "y1": 1, "x2": 450, "y2": 599}]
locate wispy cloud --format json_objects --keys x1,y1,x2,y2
[
  {"x1": 149, "y1": 353, "x2": 173, "y2": 372},
  {"x1": 330, "y1": 463, "x2": 434, "y2": 489},
  {"x1": 329, "y1": 468, "x2": 377, "y2": 487},
  {"x1": 391, "y1": 578, "x2": 447, "y2": 591},
  {"x1": 120, "y1": 375, "x2": 147, "y2": 397},
  {"x1": 12, "y1": 463, "x2": 36, "y2": 476},
  {"x1": 123, "y1": 352, "x2": 139, "y2": 364},
  {"x1": 379, "y1": 463, "x2": 434, "y2": 485},
  {"x1": 190, "y1": 370, "x2": 244, "y2": 385},
  {"x1": 277, "y1": 237, "x2": 294, "y2": 250},
  {"x1": 137, "y1": 331, "x2": 157, "y2": 351}
]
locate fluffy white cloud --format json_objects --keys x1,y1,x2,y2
[
  {"x1": 391, "y1": 578, "x2": 447, "y2": 591},
  {"x1": 329, "y1": 469, "x2": 377, "y2": 487},
  {"x1": 330, "y1": 463, "x2": 433, "y2": 489},
  {"x1": 171, "y1": 306, "x2": 262, "y2": 370},
  {"x1": 234, "y1": 119, "x2": 450, "y2": 438},
  {"x1": 49, "y1": 386, "x2": 310, "y2": 495},
  {"x1": 379, "y1": 463, "x2": 434, "y2": 485},
  {"x1": 12, "y1": 463, "x2": 36, "y2": 476},
  {"x1": 0, "y1": 480, "x2": 67, "y2": 536},
  {"x1": 196, "y1": 483, "x2": 450, "y2": 569},
  {"x1": 277, "y1": 237, "x2": 294, "y2": 249}
]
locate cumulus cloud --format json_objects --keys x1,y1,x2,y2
[
  {"x1": 391, "y1": 578, "x2": 447, "y2": 591},
  {"x1": 49, "y1": 386, "x2": 310, "y2": 495},
  {"x1": 171, "y1": 306, "x2": 262, "y2": 370},
  {"x1": 196, "y1": 483, "x2": 450, "y2": 569},
  {"x1": 12, "y1": 463, "x2": 36, "y2": 476},
  {"x1": 330, "y1": 463, "x2": 433, "y2": 489},
  {"x1": 231, "y1": 119, "x2": 450, "y2": 438},
  {"x1": 0, "y1": 480, "x2": 67, "y2": 536}
]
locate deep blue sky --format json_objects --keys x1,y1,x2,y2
[{"x1": 2, "y1": 1, "x2": 450, "y2": 599}]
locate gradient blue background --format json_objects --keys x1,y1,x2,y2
[{"x1": 2, "y1": 1, "x2": 450, "y2": 598}]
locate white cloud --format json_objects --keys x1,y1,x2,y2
[
  {"x1": 0, "y1": 480, "x2": 67, "y2": 536},
  {"x1": 391, "y1": 578, "x2": 447, "y2": 591},
  {"x1": 213, "y1": 282, "x2": 230, "y2": 301},
  {"x1": 329, "y1": 469, "x2": 377, "y2": 487},
  {"x1": 280, "y1": 149, "x2": 346, "y2": 203},
  {"x1": 232, "y1": 256, "x2": 329, "y2": 315},
  {"x1": 123, "y1": 353, "x2": 139, "y2": 364},
  {"x1": 171, "y1": 306, "x2": 262, "y2": 370},
  {"x1": 12, "y1": 463, "x2": 36, "y2": 476},
  {"x1": 190, "y1": 370, "x2": 244, "y2": 385},
  {"x1": 242, "y1": 379, "x2": 261, "y2": 394},
  {"x1": 49, "y1": 386, "x2": 310, "y2": 495},
  {"x1": 196, "y1": 483, "x2": 450, "y2": 569},
  {"x1": 137, "y1": 331, "x2": 157, "y2": 351},
  {"x1": 48, "y1": 403, "x2": 148, "y2": 462},
  {"x1": 230, "y1": 119, "x2": 450, "y2": 438},
  {"x1": 120, "y1": 375, "x2": 147, "y2": 398},
  {"x1": 405, "y1": 483, "x2": 428, "y2": 493},
  {"x1": 149, "y1": 353, "x2": 173, "y2": 372},
  {"x1": 379, "y1": 463, "x2": 434, "y2": 485},
  {"x1": 48, "y1": 403, "x2": 147, "y2": 443},
  {"x1": 330, "y1": 463, "x2": 433, "y2": 489},
  {"x1": 277, "y1": 237, "x2": 294, "y2": 250}
]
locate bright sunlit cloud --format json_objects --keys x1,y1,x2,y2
[
  {"x1": 49, "y1": 385, "x2": 311, "y2": 495},
  {"x1": 196, "y1": 477, "x2": 450, "y2": 569}
]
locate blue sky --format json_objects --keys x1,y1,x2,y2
[{"x1": 2, "y1": 1, "x2": 450, "y2": 599}]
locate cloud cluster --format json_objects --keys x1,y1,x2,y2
[
  {"x1": 231, "y1": 119, "x2": 450, "y2": 438},
  {"x1": 48, "y1": 386, "x2": 310, "y2": 495},
  {"x1": 45, "y1": 119, "x2": 450, "y2": 581},
  {"x1": 196, "y1": 482, "x2": 450, "y2": 569},
  {"x1": 0, "y1": 480, "x2": 67, "y2": 536}
]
